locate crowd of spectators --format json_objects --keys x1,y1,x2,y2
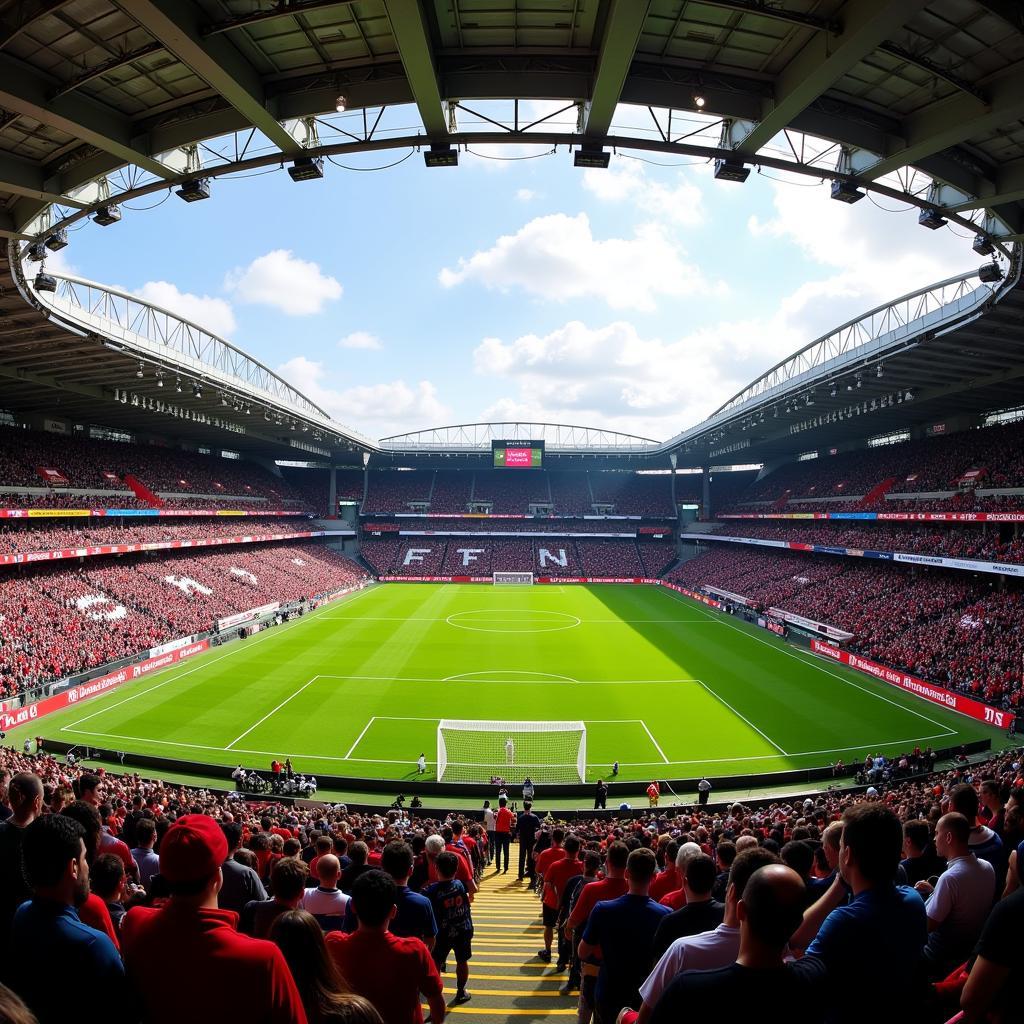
[
  {"x1": 0, "y1": 516, "x2": 318, "y2": 556},
  {"x1": 721, "y1": 420, "x2": 1024, "y2": 515},
  {"x1": 361, "y1": 518, "x2": 668, "y2": 535},
  {"x1": 0, "y1": 740, "x2": 1021, "y2": 1023},
  {"x1": 710, "y1": 521, "x2": 1024, "y2": 564},
  {"x1": 0, "y1": 544, "x2": 367, "y2": 699},
  {"x1": 361, "y1": 539, "x2": 662, "y2": 578},
  {"x1": 669, "y1": 547, "x2": 1024, "y2": 712}
]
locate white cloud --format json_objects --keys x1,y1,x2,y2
[
  {"x1": 582, "y1": 159, "x2": 704, "y2": 226},
  {"x1": 224, "y1": 249, "x2": 342, "y2": 316},
  {"x1": 472, "y1": 318, "x2": 802, "y2": 440},
  {"x1": 133, "y1": 281, "x2": 237, "y2": 337},
  {"x1": 277, "y1": 355, "x2": 449, "y2": 437},
  {"x1": 338, "y1": 331, "x2": 382, "y2": 351},
  {"x1": 516, "y1": 188, "x2": 537, "y2": 202},
  {"x1": 439, "y1": 213, "x2": 721, "y2": 312}
]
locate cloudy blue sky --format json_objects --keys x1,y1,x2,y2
[{"x1": 49, "y1": 101, "x2": 981, "y2": 443}]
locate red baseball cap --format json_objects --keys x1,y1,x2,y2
[{"x1": 159, "y1": 814, "x2": 228, "y2": 884}]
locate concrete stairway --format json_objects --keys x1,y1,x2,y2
[{"x1": 431, "y1": 859, "x2": 577, "y2": 1021}]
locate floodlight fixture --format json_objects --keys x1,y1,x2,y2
[
  {"x1": 136, "y1": 362, "x2": 144, "y2": 379},
  {"x1": 573, "y1": 147, "x2": 609, "y2": 169},
  {"x1": 425, "y1": 145, "x2": 459, "y2": 168},
  {"x1": 876, "y1": 363, "x2": 884, "y2": 378},
  {"x1": 830, "y1": 179, "x2": 865, "y2": 204},
  {"x1": 92, "y1": 204, "x2": 122, "y2": 226},
  {"x1": 220, "y1": 393, "x2": 229, "y2": 406},
  {"x1": 33, "y1": 271, "x2": 57, "y2": 292},
  {"x1": 26, "y1": 241, "x2": 47, "y2": 262},
  {"x1": 192, "y1": 383, "x2": 202, "y2": 398},
  {"x1": 335, "y1": 94, "x2": 347, "y2": 113},
  {"x1": 918, "y1": 207, "x2": 946, "y2": 230},
  {"x1": 979, "y1": 262, "x2": 1004, "y2": 283},
  {"x1": 44, "y1": 227, "x2": 68, "y2": 252},
  {"x1": 156, "y1": 372, "x2": 164, "y2": 388},
  {"x1": 693, "y1": 94, "x2": 706, "y2": 109},
  {"x1": 972, "y1": 235, "x2": 996, "y2": 257},
  {"x1": 175, "y1": 377, "x2": 183, "y2": 393},
  {"x1": 829, "y1": 383, "x2": 838, "y2": 397},
  {"x1": 714, "y1": 158, "x2": 749, "y2": 182},
  {"x1": 288, "y1": 156, "x2": 325, "y2": 182},
  {"x1": 175, "y1": 178, "x2": 211, "y2": 203}
]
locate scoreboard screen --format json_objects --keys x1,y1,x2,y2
[{"x1": 492, "y1": 440, "x2": 544, "y2": 469}]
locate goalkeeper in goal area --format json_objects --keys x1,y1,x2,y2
[{"x1": 505, "y1": 737, "x2": 515, "y2": 765}]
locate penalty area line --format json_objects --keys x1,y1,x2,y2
[
  {"x1": 640, "y1": 721, "x2": 669, "y2": 764},
  {"x1": 344, "y1": 717, "x2": 377, "y2": 759},
  {"x1": 225, "y1": 676, "x2": 321, "y2": 750},
  {"x1": 695, "y1": 678, "x2": 789, "y2": 756}
]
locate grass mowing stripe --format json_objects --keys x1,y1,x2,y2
[
  {"x1": 225, "y1": 676, "x2": 320, "y2": 749},
  {"x1": 693, "y1": 678, "x2": 788, "y2": 755}
]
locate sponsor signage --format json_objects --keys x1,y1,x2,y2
[
  {"x1": 0, "y1": 640, "x2": 208, "y2": 731},
  {"x1": 810, "y1": 640, "x2": 1014, "y2": 730},
  {"x1": 217, "y1": 603, "x2": 280, "y2": 631},
  {"x1": 0, "y1": 508, "x2": 308, "y2": 519},
  {"x1": 718, "y1": 511, "x2": 1024, "y2": 523}
]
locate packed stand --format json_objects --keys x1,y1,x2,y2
[
  {"x1": 709, "y1": 521, "x2": 1024, "y2": 564},
  {"x1": 0, "y1": 544, "x2": 368, "y2": 699},
  {"x1": 590, "y1": 472, "x2": 675, "y2": 516},
  {"x1": 0, "y1": 516, "x2": 317, "y2": 556},
  {"x1": 1, "y1": 741, "x2": 1023, "y2": 1024},
  {"x1": 669, "y1": 546, "x2": 1024, "y2": 711}
]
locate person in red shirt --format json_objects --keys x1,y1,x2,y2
[
  {"x1": 327, "y1": 869, "x2": 446, "y2": 1024},
  {"x1": 493, "y1": 796, "x2": 514, "y2": 874},
  {"x1": 533, "y1": 828, "x2": 567, "y2": 963},
  {"x1": 426, "y1": 835, "x2": 477, "y2": 900},
  {"x1": 566, "y1": 841, "x2": 629, "y2": 934},
  {"x1": 649, "y1": 841, "x2": 680, "y2": 903},
  {"x1": 543, "y1": 835, "x2": 583, "y2": 966},
  {"x1": 658, "y1": 843, "x2": 703, "y2": 911},
  {"x1": 121, "y1": 814, "x2": 307, "y2": 1024}
]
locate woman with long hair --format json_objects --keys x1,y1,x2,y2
[{"x1": 270, "y1": 910, "x2": 384, "y2": 1024}]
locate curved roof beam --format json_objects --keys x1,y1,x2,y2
[
  {"x1": 860, "y1": 63, "x2": 1024, "y2": 182},
  {"x1": 583, "y1": 0, "x2": 651, "y2": 140},
  {"x1": 732, "y1": 0, "x2": 931, "y2": 158},
  {"x1": 110, "y1": 0, "x2": 303, "y2": 157},
  {"x1": 382, "y1": 0, "x2": 447, "y2": 139},
  {"x1": 0, "y1": 53, "x2": 175, "y2": 182}
]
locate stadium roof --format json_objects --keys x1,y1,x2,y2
[{"x1": 3, "y1": 1, "x2": 1024, "y2": 464}]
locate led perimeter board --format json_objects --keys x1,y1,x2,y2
[{"x1": 492, "y1": 440, "x2": 544, "y2": 468}]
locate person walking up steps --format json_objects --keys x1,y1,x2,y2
[{"x1": 493, "y1": 796, "x2": 513, "y2": 874}]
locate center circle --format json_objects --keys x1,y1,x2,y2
[{"x1": 445, "y1": 608, "x2": 582, "y2": 633}]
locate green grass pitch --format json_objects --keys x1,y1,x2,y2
[{"x1": 32, "y1": 583, "x2": 997, "y2": 784}]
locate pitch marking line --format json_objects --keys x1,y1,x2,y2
[
  {"x1": 344, "y1": 716, "x2": 377, "y2": 759},
  {"x1": 225, "y1": 675, "x2": 321, "y2": 750},
  {"x1": 58, "y1": 585, "x2": 378, "y2": 734},
  {"x1": 58, "y1": 727, "x2": 955, "y2": 767},
  {"x1": 694, "y1": 677, "x2": 789, "y2": 756},
  {"x1": 658, "y1": 589, "x2": 957, "y2": 738},
  {"x1": 640, "y1": 720, "x2": 669, "y2": 763},
  {"x1": 314, "y1": 674, "x2": 699, "y2": 685}
]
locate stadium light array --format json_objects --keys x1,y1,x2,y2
[
  {"x1": 877, "y1": 364, "x2": 884, "y2": 377},
  {"x1": 693, "y1": 95, "x2": 706, "y2": 108},
  {"x1": 918, "y1": 207, "x2": 947, "y2": 230},
  {"x1": 33, "y1": 270, "x2": 56, "y2": 292},
  {"x1": 92, "y1": 204, "x2": 121, "y2": 226},
  {"x1": 26, "y1": 241, "x2": 47, "y2": 262},
  {"x1": 44, "y1": 227, "x2": 68, "y2": 252},
  {"x1": 175, "y1": 178, "x2": 211, "y2": 203},
  {"x1": 335, "y1": 94, "x2": 347, "y2": 113},
  {"x1": 287, "y1": 156, "x2": 324, "y2": 182},
  {"x1": 424, "y1": 145, "x2": 459, "y2": 168},
  {"x1": 714, "y1": 159, "x2": 749, "y2": 182},
  {"x1": 830, "y1": 179, "x2": 864, "y2": 204},
  {"x1": 574, "y1": 147, "x2": 609, "y2": 169},
  {"x1": 136, "y1": 362, "x2": 144, "y2": 379},
  {"x1": 973, "y1": 235, "x2": 996, "y2": 256},
  {"x1": 979, "y1": 262, "x2": 1004, "y2": 283},
  {"x1": 175, "y1": 377, "x2": 182, "y2": 393}
]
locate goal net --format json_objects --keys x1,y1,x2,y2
[
  {"x1": 493, "y1": 572, "x2": 534, "y2": 585},
  {"x1": 437, "y1": 719, "x2": 586, "y2": 783}
]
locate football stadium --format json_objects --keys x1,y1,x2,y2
[{"x1": 0, "y1": 2, "x2": 1023, "y2": 1023}]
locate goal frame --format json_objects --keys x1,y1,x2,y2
[
  {"x1": 437, "y1": 718, "x2": 586, "y2": 783},
  {"x1": 493, "y1": 571, "x2": 534, "y2": 585}
]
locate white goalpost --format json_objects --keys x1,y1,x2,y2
[
  {"x1": 437, "y1": 719, "x2": 587, "y2": 783},
  {"x1": 493, "y1": 571, "x2": 534, "y2": 585}
]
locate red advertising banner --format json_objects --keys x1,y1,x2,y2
[
  {"x1": 0, "y1": 640, "x2": 209, "y2": 732},
  {"x1": 810, "y1": 639, "x2": 1014, "y2": 729},
  {"x1": 0, "y1": 508, "x2": 308, "y2": 519}
]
